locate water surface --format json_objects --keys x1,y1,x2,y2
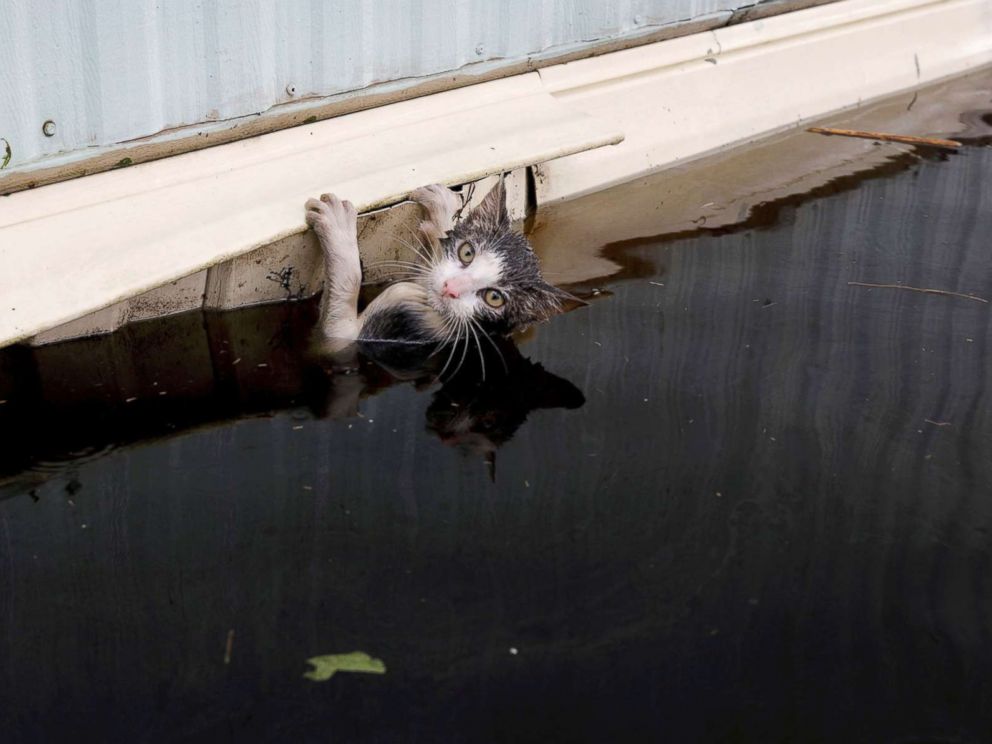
[{"x1": 1, "y1": 98, "x2": 992, "y2": 743}]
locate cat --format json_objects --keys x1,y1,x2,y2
[{"x1": 305, "y1": 180, "x2": 576, "y2": 370}]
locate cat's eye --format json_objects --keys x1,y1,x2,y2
[
  {"x1": 457, "y1": 242, "x2": 475, "y2": 266},
  {"x1": 482, "y1": 288, "x2": 505, "y2": 309}
]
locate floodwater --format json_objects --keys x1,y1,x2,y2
[{"x1": 2, "y1": 77, "x2": 992, "y2": 742}]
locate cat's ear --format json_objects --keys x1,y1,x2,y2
[
  {"x1": 526, "y1": 281, "x2": 587, "y2": 324},
  {"x1": 465, "y1": 176, "x2": 509, "y2": 233}
]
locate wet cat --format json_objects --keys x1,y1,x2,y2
[{"x1": 305, "y1": 180, "x2": 575, "y2": 361}]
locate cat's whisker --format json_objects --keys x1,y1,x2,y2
[
  {"x1": 470, "y1": 317, "x2": 508, "y2": 375},
  {"x1": 449, "y1": 322, "x2": 472, "y2": 380},
  {"x1": 359, "y1": 262, "x2": 430, "y2": 286},
  {"x1": 360, "y1": 262, "x2": 432, "y2": 287},
  {"x1": 362, "y1": 259, "x2": 430, "y2": 274},
  {"x1": 436, "y1": 315, "x2": 474, "y2": 381},
  {"x1": 431, "y1": 323, "x2": 459, "y2": 360},
  {"x1": 465, "y1": 319, "x2": 487, "y2": 382},
  {"x1": 401, "y1": 224, "x2": 440, "y2": 264},
  {"x1": 436, "y1": 339, "x2": 457, "y2": 379},
  {"x1": 427, "y1": 313, "x2": 460, "y2": 359},
  {"x1": 431, "y1": 320, "x2": 459, "y2": 360},
  {"x1": 386, "y1": 229, "x2": 436, "y2": 268},
  {"x1": 436, "y1": 319, "x2": 466, "y2": 379},
  {"x1": 379, "y1": 232, "x2": 432, "y2": 268}
]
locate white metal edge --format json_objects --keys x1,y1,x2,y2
[
  {"x1": 536, "y1": 0, "x2": 992, "y2": 203},
  {"x1": 0, "y1": 73, "x2": 622, "y2": 347},
  {"x1": 538, "y1": 0, "x2": 939, "y2": 93},
  {"x1": 0, "y1": 74, "x2": 552, "y2": 229}
]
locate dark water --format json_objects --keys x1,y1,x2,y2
[{"x1": 2, "y1": 133, "x2": 992, "y2": 743}]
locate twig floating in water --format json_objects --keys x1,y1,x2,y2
[
  {"x1": 224, "y1": 630, "x2": 235, "y2": 665},
  {"x1": 808, "y1": 127, "x2": 961, "y2": 149},
  {"x1": 925, "y1": 419, "x2": 951, "y2": 427},
  {"x1": 848, "y1": 282, "x2": 988, "y2": 304}
]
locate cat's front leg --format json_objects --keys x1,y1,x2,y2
[
  {"x1": 410, "y1": 184, "x2": 462, "y2": 246},
  {"x1": 306, "y1": 193, "x2": 362, "y2": 343}
]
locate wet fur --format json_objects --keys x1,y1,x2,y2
[{"x1": 306, "y1": 181, "x2": 574, "y2": 365}]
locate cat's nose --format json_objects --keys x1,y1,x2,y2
[{"x1": 442, "y1": 281, "x2": 461, "y2": 299}]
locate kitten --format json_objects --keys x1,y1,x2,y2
[{"x1": 305, "y1": 180, "x2": 575, "y2": 362}]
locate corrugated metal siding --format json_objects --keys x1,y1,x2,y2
[{"x1": 1, "y1": 0, "x2": 758, "y2": 171}]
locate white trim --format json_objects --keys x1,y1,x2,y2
[
  {"x1": 535, "y1": 0, "x2": 992, "y2": 202},
  {"x1": 0, "y1": 74, "x2": 621, "y2": 347}
]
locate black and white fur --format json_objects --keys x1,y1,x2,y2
[{"x1": 305, "y1": 181, "x2": 574, "y2": 362}]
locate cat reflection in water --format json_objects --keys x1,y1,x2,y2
[
  {"x1": 423, "y1": 334, "x2": 584, "y2": 459},
  {"x1": 305, "y1": 179, "x2": 578, "y2": 377},
  {"x1": 314, "y1": 333, "x2": 584, "y2": 468}
]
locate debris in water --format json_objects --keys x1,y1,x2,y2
[
  {"x1": 848, "y1": 281, "x2": 988, "y2": 303},
  {"x1": 924, "y1": 419, "x2": 952, "y2": 427},
  {"x1": 303, "y1": 652, "x2": 386, "y2": 682},
  {"x1": 224, "y1": 630, "x2": 235, "y2": 665},
  {"x1": 808, "y1": 126, "x2": 961, "y2": 149},
  {"x1": 509, "y1": 647, "x2": 519, "y2": 655}
]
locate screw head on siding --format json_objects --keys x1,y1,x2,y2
[
  {"x1": 42, "y1": 120, "x2": 56, "y2": 137},
  {"x1": 634, "y1": 14, "x2": 644, "y2": 24},
  {"x1": 475, "y1": 44, "x2": 485, "y2": 56},
  {"x1": 285, "y1": 84, "x2": 297, "y2": 97}
]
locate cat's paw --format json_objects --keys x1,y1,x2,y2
[
  {"x1": 410, "y1": 185, "x2": 462, "y2": 241},
  {"x1": 306, "y1": 193, "x2": 357, "y2": 243},
  {"x1": 410, "y1": 184, "x2": 462, "y2": 220}
]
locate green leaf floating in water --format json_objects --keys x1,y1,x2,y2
[{"x1": 303, "y1": 651, "x2": 386, "y2": 682}]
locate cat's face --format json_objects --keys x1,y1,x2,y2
[{"x1": 421, "y1": 181, "x2": 573, "y2": 336}]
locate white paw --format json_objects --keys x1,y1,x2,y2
[
  {"x1": 410, "y1": 184, "x2": 462, "y2": 219},
  {"x1": 306, "y1": 193, "x2": 357, "y2": 242}
]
